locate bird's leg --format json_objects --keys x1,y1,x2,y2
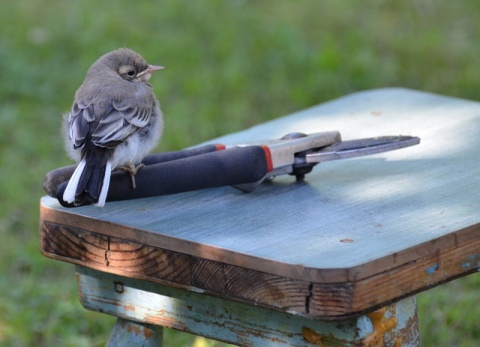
[{"x1": 118, "y1": 162, "x2": 145, "y2": 189}]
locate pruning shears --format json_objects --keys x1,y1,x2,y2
[{"x1": 43, "y1": 131, "x2": 420, "y2": 207}]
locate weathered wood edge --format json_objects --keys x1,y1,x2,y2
[
  {"x1": 40, "y1": 221, "x2": 311, "y2": 315},
  {"x1": 77, "y1": 266, "x2": 420, "y2": 346},
  {"x1": 40, "y1": 197, "x2": 480, "y2": 283},
  {"x1": 40, "y1": 201, "x2": 480, "y2": 319}
]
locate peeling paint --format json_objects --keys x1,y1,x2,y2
[
  {"x1": 124, "y1": 304, "x2": 135, "y2": 312},
  {"x1": 357, "y1": 315, "x2": 374, "y2": 337},
  {"x1": 462, "y1": 254, "x2": 480, "y2": 269},
  {"x1": 362, "y1": 306, "x2": 397, "y2": 347},
  {"x1": 78, "y1": 267, "x2": 420, "y2": 346},
  {"x1": 302, "y1": 326, "x2": 323, "y2": 345},
  {"x1": 126, "y1": 322, "x2": 142, "y2": 335},
  {"x1": 108, "y1": 319, "x2": 162, "y2": 345},
  {"x1": 425, "y1": 263, "x2": 439, "y2": 275}
]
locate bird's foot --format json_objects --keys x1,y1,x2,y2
[{"x1": 118, "y1": 162, "x2": 145, "y2": 189}]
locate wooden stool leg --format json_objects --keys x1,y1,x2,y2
[
  {"x1": 352, "y1": 296, "x2": 420, "y2": 346},
  {"x1": 107, "y1": 318, "x2": 163, "y2": 346}
]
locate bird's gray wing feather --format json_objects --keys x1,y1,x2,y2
[
  {"x1": 69, "y1": 98, "x2": 152, "y2": 149},
  {"x1": 69, "y1": 103, "x2": 91, "y2": 149}
]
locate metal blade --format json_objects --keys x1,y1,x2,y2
[{"x1": 305, "y1": 136, "x2": 420, "y2": 163}]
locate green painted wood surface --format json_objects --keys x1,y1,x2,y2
[
  {"x1": 41, "y1": 88, "x2": 480, "y2": 281},
  {"x1": 77, "y1": 266, "x2": 419, "y2": 346},
  {"x1": 107, "y1": 319, "x2": 163, "y2": 347}
]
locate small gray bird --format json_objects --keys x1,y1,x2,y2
[{"x1": 63, "y1": 48, "x2": 164, "y2": 207}]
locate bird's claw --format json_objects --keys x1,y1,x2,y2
[{"x1": 119, "y1": 163, "x2": 145, "y2": 189}]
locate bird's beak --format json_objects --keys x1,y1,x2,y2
[
  {"x1": 148, "y1": 65, "x2": 164, "y2": 72},
  {"x1": 137, "y1": 65, "x2": 164, "y2": 78}
]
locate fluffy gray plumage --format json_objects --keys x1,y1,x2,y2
[{"x1": 63, "y1": 48, "x2": 163, "y2": 207}]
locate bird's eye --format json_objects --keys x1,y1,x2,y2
[{"x1": 127, "y1": 70, "x2": 136, "y2": 77}]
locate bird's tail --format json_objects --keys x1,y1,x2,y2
[{"x1": 63, "y1": 149, "x2": 112, "y2": 207}]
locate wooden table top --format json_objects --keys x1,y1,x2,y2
[{"x1": 40, "y1": 88, "x2": 480, "y2": 319}]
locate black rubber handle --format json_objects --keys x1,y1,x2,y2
[
  {"x1": 55, "y1": 145, "x2": 270, "y2": 207},
  {"x1": 141, "y1": 144, "x2": 225, "y2": 165},
  {"x1": 43, "y1": 144, "x2": 225, "y2": 197}
]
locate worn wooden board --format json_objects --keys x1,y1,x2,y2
[
  {"x1": 40, "y1": 88, "x2": 480, "y2": 317},
  {"x1": 40, "y1": 218, "x2": 479, "y2": 318},
  {"x1": 77, "y1": 266, "x2": 420, "y2": 347}
]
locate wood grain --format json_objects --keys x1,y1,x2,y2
[
  {"x1": 40, "y1": 219, "x2": 480, "y2": 319},
  {"x1": 191, "y1": 258, "x2": 310, "y2": 312},
  {"x1": 41, "y1": 221, "x2": 311, "y2": 314},
  {"x1": 41, "y1": 221, "x2": 191, "y2": 285},
  {"x1": 310, "y1": 226, "x2": 480, "y2": 317}
]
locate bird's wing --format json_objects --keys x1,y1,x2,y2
[
  {"x1": 69, "y1": 98, "x2": 152, "y2": 149},
  {"x1": 69, "y1": 102, "x2": 94, "y2": 150}
]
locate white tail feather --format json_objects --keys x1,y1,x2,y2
[
  {"x1": 93, "y1": 161, "x2": 112, "y2": 207},
  {"x1": 63, "y1": 159, "x2": 87, "y2": 204}
]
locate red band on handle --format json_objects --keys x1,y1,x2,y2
[{"x1": 261, "y1": 145, "x2": 273, "y2": 172}]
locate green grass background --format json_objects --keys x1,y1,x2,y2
[{"x1": 1, "y1": 1, "x2": 479, "y2": 346}]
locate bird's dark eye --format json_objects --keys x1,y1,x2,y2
[{"x1": 127, "y1": 70, "x2": 136, "y2": 77}]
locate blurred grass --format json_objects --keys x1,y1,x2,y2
[{"x1": 0, "y1": 0, "x2": 479, "y2": 346}]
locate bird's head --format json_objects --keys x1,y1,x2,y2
[{"x1": 93, "y1": 48, "x2": 164, "y2": 83}]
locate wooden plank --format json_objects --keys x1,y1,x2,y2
[
  {"x1": 310, "y1": 228, "x2": 480, "y2": 316},
  {"x1": 40, "y1": 221, "x2": 192, "y2": 285},
  {"x1": 190, "y1": 257, "x2": 309, "y2": 313},
  {"x1": 40, "y1": 220, "x2": 480, "y2": 318},
  {"x1": 41, "y1": 221, "x2": 310, "y2": 315},
  {"x1": 77, "y1": 266, "x2": 420, "y2": 347}
]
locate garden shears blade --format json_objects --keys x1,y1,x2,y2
[
  {"x1": 304, "y1": 135, "x2": 421, "y2": 163},
  {"x1": 232, "y1": 132, "x2": 420, "y2": 191}
]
